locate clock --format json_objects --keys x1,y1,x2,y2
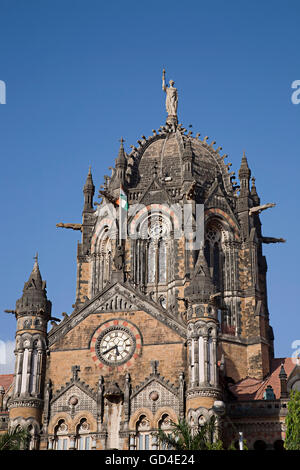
[
  {"x1": 96, "y1": 326, "x2": 135, "y2": 366},
  {"x1": 90, "y1": 319, "x2": 142, "y2": 370}
]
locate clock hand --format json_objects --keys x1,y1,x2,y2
[{"x1": 102, "y1": 344, "x2": 118, "y2": 355}]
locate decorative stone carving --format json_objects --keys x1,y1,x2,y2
[{"x1": 131, "y1": 380, "x2": 180, "y2": 417}]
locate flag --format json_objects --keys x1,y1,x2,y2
[
  {"x1": 117, "y1": 186, "x2": 128, "y2": 211},
  {"x1": 118, "y1": 186, "x2": 128, "y2": 240}
]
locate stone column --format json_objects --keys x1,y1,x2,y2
[
  {"x1": 91, "y1": 436, "x2": 97, "y2": 450},
  {"x1": 151, "y1": 433, "x2": 158, "y2": 450},
  {"x1": 187, "y1": 339, "x2": 192, "y2": 387},
  {"x1": 48, "y1": 437, "x2": 54, "y2": 450},
  {"x1": 14, "y1": 350, "x2": 23, "y2": 397},
  {"x1": 129, "y1": 433, "x2": 136, "y2": 450},
  {"x1": 203, "y1": 335, "x2": 208, "y2": 385},
  {"x1": 35, "y1": 349, "x2": 43, "y2": 396},
  {"x1": 211, "y1": 338, "x2": 217, "y2": 386},
  {"x1": 193, "y1": 335, "x2": 199, "y2": 387},
  {"x1": 69, "y1": 435, "x2": 76, "y2": 450}
]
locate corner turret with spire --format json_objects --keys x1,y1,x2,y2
[{"x1": 8, "y1": 255, "x2": 52, "y2": 448}]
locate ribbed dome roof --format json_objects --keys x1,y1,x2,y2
[{"x1": 124, "y1": 124, "x2": 237, "y2": 197}]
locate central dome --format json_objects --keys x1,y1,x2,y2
[{"x1": 123, "y1": 124, "x2": 236, "y2": 199}]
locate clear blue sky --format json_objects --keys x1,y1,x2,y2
[{"x1": 1, "y1": 0, "x2": 299, "y2": 369}]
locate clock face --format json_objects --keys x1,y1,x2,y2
[
  {"x1": 95, "y1": 326, "x2": 136, "y2": 366},
  {"x1": 90, "y1": 319, "x2": 142, "y2": 370}
]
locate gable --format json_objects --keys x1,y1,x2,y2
[
  {"x1": 51, "y1": 383, "x2": 97, "y2": 417},
  {"x1": 48, "y1": 282, "x2": 186, "y2": 347},
  {"x1": 131, "y1": 379, "x2": 180, "y2": 417}
]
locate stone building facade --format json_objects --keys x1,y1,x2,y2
[{"x1": 1, "y1": 88, "x2": 299, "y2": 450}]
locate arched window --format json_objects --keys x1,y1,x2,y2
[
  {"x1": 146, "y1": 219, "x2": 169, "y2": 285},
  {"x1": 132, "y1": 211, "x2": 174, "y2": 292},
  {"x1": 93, "y1": 228, "x2": 112, "y2": 294},
  {"x1": 135, "y1": 415, "x2": 151, "y2": 450},
  {"x1": 54, "y1": 420, "x2": 69, "y2": 451},
  {"x1": 204, "y1": 228, "x2": 222, "y2": 290},
  {"x1": 76, "y1": 418, "x2": 91, "y2": 450},
  {"x1": 27, "y1": 424, "x2": 35, "y2": 450},
  {"x1": 158, "y1": 414, "x2": 173, "y2": 450}
]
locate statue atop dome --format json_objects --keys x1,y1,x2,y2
[{"x1": 162, "y1": 68, "x2": 178, "y2": 124}]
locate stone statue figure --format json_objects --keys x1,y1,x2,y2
[{"x1": 162, "y1": 69, "x2": 178, "y2": 116}]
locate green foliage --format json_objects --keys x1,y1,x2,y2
[
  {"x1": 284, "y1": 390, "x2": 300, "y2": 450},
  {"x1": 0, "y1": 427, "x2": 30, "y2": 451},
  {"x1": 228, "y1": 439, "x2": 248, "y2": 450},
  {"x1": 157, "y1": 416, "x2": 223, "y2": 450}
]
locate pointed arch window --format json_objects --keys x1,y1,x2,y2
[
  {"x1": 147, "y1": 220, "x2": 169, "y2": 285},
  {"x1": 76, "y1": 418, "x2": 91, "y2": 450},
  {"x1": 158, "y1": 414, "x2": 173, "y2": 449},
  {"x1": 204, "y1": 228, "x2": 223, "y2": 291},
  {"x1": 135, "y1": 415, "x2": 151, "y2": 450},
  {"x1": 93, "y1": 228, "x2": 112, "y2": 294},
  {"x1": 54, "y1": 420, "x2": 69, "y2": 450}
]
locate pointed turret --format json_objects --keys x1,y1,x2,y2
[
  {"x1": 279, "y1": 363, "x2": 288, "y2": 398},
  {"x1": 111, "y1": 138, "x2": 127, "y2": 189},
  {"x1": 15, "y1": 254, "x2": 51, "y2": 320},
  {"x1": 83, "y1": 166, "x2": 95, "y2": 212},
  {"x1": 238, "y1": 151, "x2": 251, "y2": 196},
  {"x1": 185, "y1": 245, "x2": 220, "y2": 405},
  {"x1": 184, "y1": 245, "x2": 215, "y2": 303},
  {"x1": 182, "y1": 137, "x2": 193, "y2": 181},
  {"x1": 237, "y1": 151, "x2": 252, "y2": 240},
  {"x1": 250, "y1": 176, "x2": 260, "y2": 206},
  {"x1": 9, "y1": 256, "x2": 51, "y2": 442},
  {"x1": 116, "y1": 137, "x2": 126, "y2": 167}
]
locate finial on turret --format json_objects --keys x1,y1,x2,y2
[
  {"x1": 116, "y1": 137, "x2": 126, "y2": 166},
  {"x1": 33, "y1": 252, "x2": 38, "y2": 268}
]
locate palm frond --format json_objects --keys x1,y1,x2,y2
[
  {"x1": 0, "y1": 428, "x2": 30, "y2": 451},
  {"x1": 156, "y1": 416, "x2": 222, "y2": 451}
]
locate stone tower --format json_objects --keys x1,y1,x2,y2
[{"x1": 8, "y1": 256, "x2": 51, "y2": 449}]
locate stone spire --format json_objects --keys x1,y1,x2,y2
[
  {"x1": 279, "y1": 363, "x2": 288, "y2": 398},
  {"x1": 83, "y1": 166, "x2": 95, "y2": 212},
  {"x1": 116, "y1": 137, "x2": 126, "y2": 167},
  {"x1": 111, "y1": 138, "x2": 127, "y2": 189},
  {"x1": 15, "y1": 254, "x2": 51, "y2": 319},
  {"x1": 238, "y1": 151, "x2": 251, "y2": 195},
  {"x1": 184, "y1": 245, "x2": 215, "y2": 302},
  {"x1": 182, "y1": 137, "x2": 193, "y2": 181},
  {"x1": 237, "y1": 151, "x2": 252, "y2": 240}
]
